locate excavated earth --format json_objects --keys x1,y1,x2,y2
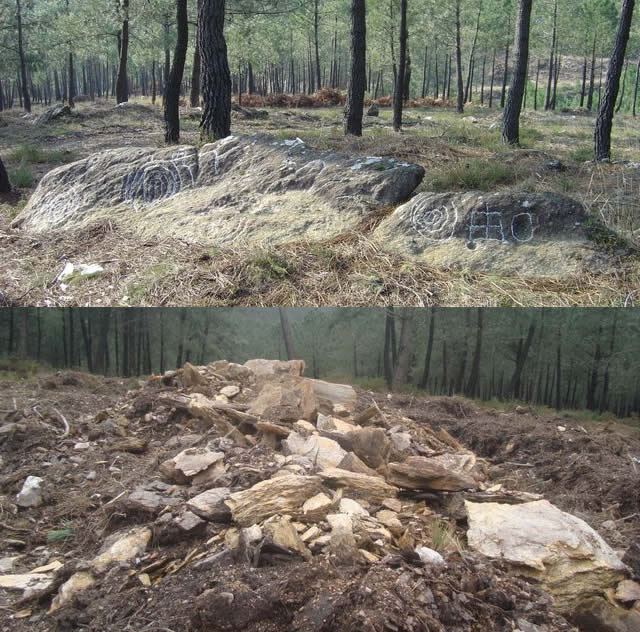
[{"x1": 0, "y1": 364, "x2": 639, "y2": 632}]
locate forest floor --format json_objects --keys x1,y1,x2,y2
[
  {"x1": 0, "y1": 365, "x2": 638, "y2": 631},
  {"x1": 1, "y1": 99, "x2": 640, "y2": 307}
]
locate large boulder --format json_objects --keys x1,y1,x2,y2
[
  {"x1": 465, "y1": 499, "x2": 629, "y2": 613},
  {"x1": 373, "y1": 191, "x2": 627, "y2": 278},
  {"x1": 13, "y1": 135, "x2": 425, "y2": 247}
]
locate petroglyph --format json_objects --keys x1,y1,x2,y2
[
  {"x1": 409, "y1": 199, "x2": 459, "y2": 241},
  {"x1": 467, "y1": 205, "x2": 536, "y2": 244},
  {"x1": 14, "y1": 135, "x2": 426, "y2": 242},
  {"x1": 122, "y1": 155, "x2": 198, "y2": 210},
  {"x1": 511, "y1": 212, "x2": 536, "y2": 243},
  {"x1": 468, "y1": 208, "x2": 506, "y2": 242}
]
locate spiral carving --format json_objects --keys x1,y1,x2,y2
[
  {"x1": 122, "y1": 159, "x2": 195, "y2": 210},
  {"x1": 410, "y1": 199, "x2": 458, "y2": 241}
]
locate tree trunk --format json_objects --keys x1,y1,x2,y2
[
  {"x1": 502, "y1": 0, "x2": 533, "y2": 145},
  {"x1": 595, "y1": 0, "x2": 635, "y2": 161},
  {"x1": 587, "y1": 32, "x2": 597, "y2": 110},
  {"x1": 278, "y1": 308, "x2": 295, "y2": 360},
  {"x1": 392, "y1": 0, "x2": 408, "y2": 131},
  {"x1": 633, "y1": 59, "x2": 640, "y2": 117},
  {"x1": 464, "y1": 4, "x2": 482, "y2": 103},
  {"x1": 16, "y1": 0, "x2": 31, "y2": 113},
  {"x1": 500, "y1": 43, "x2": 510, "y2": 108},
  {"x1": 68, "y1": 52, "x2": 76, "y2": 108},
  {"x1": 152, "y1": 60, "x2": 157, "y2": 104},
  {"x1": 419, "y1": 307, "x2": 436, "y2": 389},
  {"x1": 314, "y1": 0, "x2": 322, "y2": 90},
  {"x1": 615, "y1": 59, "x2": 629, "y2": 113},
  {"x1": 465, "y1": 308, "x2": 484, "y2": 398},
  {"x1": 344, "y1": 0, "x2": 366, "y2": 136},
  {"x1": 0, "y1": 156, "x2": 11, "y2": 193},
  {"x1": 455, "y1": 0, "x2": 464, "y2": 113},
  {"x1": 190, "y1": 7, "x2": 202, "y2": 108},
  {"x1": 199, "y1": 0, "x2": 231, "y2": 140},
  {"x1": 544, "y1": 0, "x2": 557, "y2": 110},
  {"x1": 392, "y1": 309, "x2": 413, "y2": 390},
  {"x1": 164, "y1": 0, "x2": 189, "y2": 144},
  {"x1": 116, "y1": 0, "x2": 130, "y2": 104},
  {"x1": 383, "y1": 308, "x2": 396, "y2": 389},
  {"x1": 580, "y1": 56, "x2": 587, "y2": 108},
  {"x1": 489, "y1": 48, "x2": 496, "y2": 108}
]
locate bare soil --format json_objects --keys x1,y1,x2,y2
[
  {"x1": 1, "y1": 100, "x2": 640, "y2": 307},
  {"x1": 1, "y1": 371, "x2": 638, "y2": 631}
]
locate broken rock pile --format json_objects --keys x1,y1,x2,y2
[{"x1": 1, "y1": 359, "x2": 638, "y2": 632}]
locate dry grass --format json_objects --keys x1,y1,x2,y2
[
  {"x1": 2, "y1": 99, "x2": 640, "y2": 306},
  {"x1": 2, "y1": 208, "x2": 638, "y2": 307}
]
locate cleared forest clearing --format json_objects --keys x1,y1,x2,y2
[
  {"x1": 0, "y1": 361, "x2": 638, "y2": 631},
  {"x1": 1, "y1": 100, "x2": 640, "y2": 307}
]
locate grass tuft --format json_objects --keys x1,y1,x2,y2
[{"x1": 426, "y1": 160, "x2": 522, "y2": 192}]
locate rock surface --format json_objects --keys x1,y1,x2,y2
[
  {"x1": 225, "y1": 474, "x2": 324, "y2": 526},
  {"x1": 13, "y1": 135, "x2": 425, "y2": 247},
  {"x1": 465, "y1": 499, "x2": 628, "y2": 613},
  {"x1": 373, "y1": 191, "x2": 626, "y2": 278},
  {"x1": 16, "y1": 475, "x2": 44, "y2": 507},
  {"x1": 388, "y1": 456, "x2": 477, "y2": 491}
]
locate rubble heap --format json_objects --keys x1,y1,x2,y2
[{"x1": 1, "y1": 359, "x2": 638, "y2": 632}]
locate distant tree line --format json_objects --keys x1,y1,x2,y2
[
  {"x1": 0, "y1": 0, "x2": 637, "y2": 156},
  {"x1": 2, "y1": 307, "x2": 640, "y2": 418}
]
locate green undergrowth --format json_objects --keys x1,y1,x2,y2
[
  {"x1": 10, "y1": 143, "x2": 75, "y2": 165},
  {"x1": 425, "y1": 160, "x2": 523, "y2": 192},
  {"x1": 0, "y1": 356, "x2": 40, "y2": 380}
]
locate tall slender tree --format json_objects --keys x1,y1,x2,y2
[
  {"x1": 199, "y1": 0, "x2": 231, "y2": 140},
  {"x1": 454, "y1": 0, "x2": 464, "y2": 113},
  {"x1": 164, "y1": 0, "x2": 189, "y2": 144},
  {"x1": 115, "y1": 0, "x2": 130, "y2": 104},
  {"x1": 502, "y1": 0, "x2": 533, "y2": 145},
  {"x1": 595, "y1": 0, "x2": 636, "y2": 161},
  {"x1": 344, "y1": 0, "x2": 366, "y2": 136},
  {"x1": 392, "y1": 0, "x2": 408, "y2": 131},
  {"x1": 15, "y1": 0, "x2": 30, "y2": 113}
]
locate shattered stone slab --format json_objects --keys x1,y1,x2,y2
[
  {"x1": 387, "y1": 456, "x2": 477, "y2": 491},
  {"x1": 319, "y1": 468, "x2": 398, "y2": 503},
  {"x1": 225, "y1": 474, "x2": 324, "y2": 526},
  {"x1": 465, "y1": 499, "x2": 628, "y2": 613}
]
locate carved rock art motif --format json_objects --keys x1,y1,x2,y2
[
  {"x1": 467, "y1": 205, "x2": 536, "y2": 244},
  {"x1": 409, "y1": 199, "x2": 458, "y2": 241},
  {"x1": 122, "y1": 154, "x2": 198, "y2": 210}
]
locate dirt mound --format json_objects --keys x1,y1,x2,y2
[
  {"x1": 2, "y1": 365, "x2": 639, "y2": 631},
  {"x1": 396, "y1": 397, "x2": 640, "y2": 546}
]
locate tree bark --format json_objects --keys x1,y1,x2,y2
[
  {"x1": 314, "y1": 0, "x2": 322, "y2": 90},
  {"x1": 587, "y1": 32, "x2": 597, "y2": 110},
  {"x1": 392, "y1": 0, "x2": 408, "y2": 131},
  {"x1": 116, "y1": 0, "x2": 130, "y2": 104},
  {"x1": 544, "y1": 0, "x2": 557, "y2": 110},
  {"x1": 199, "y1": 0, "x2": 231, "y2": 140},
  {"x1": 392, "y1": 309, "x2": 413, "y2": 390},
  {"x1": 502, "y1": 0, "x2": 533, "y2": 145},
  {"x1": 419, "y1": 307, "x2": 436, "y2": 389},
  {"x1": 0, "y1": 156, "x2": 11, "y2": 193},
  {"x1": 344, "y1": 0, "x2": 366, "y2": 136},
  {"x1": 595, "y1": 0, "x2": 635, "y2": 161},
  {"x1": 16, "y1": 0, "x2": 31, "y2": 113},
  {"x1": 278, "y1": 308, "x2": 295, "y2": 360},
  {"x1": 68, "y1": 52, "x2": 76, "y2": 108},
  {"x1": 190, "y1": 5, "x2": 202, "y2": 107},
  {"x1": 455, "y1": 0, "x2": 464, "y2": 113},
  {"x1": 164, "y1": 0, "x2": 189, "y2": 144},
  {"x1": 465, "y1": 309, "x2": 484, "y2": 398}
]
